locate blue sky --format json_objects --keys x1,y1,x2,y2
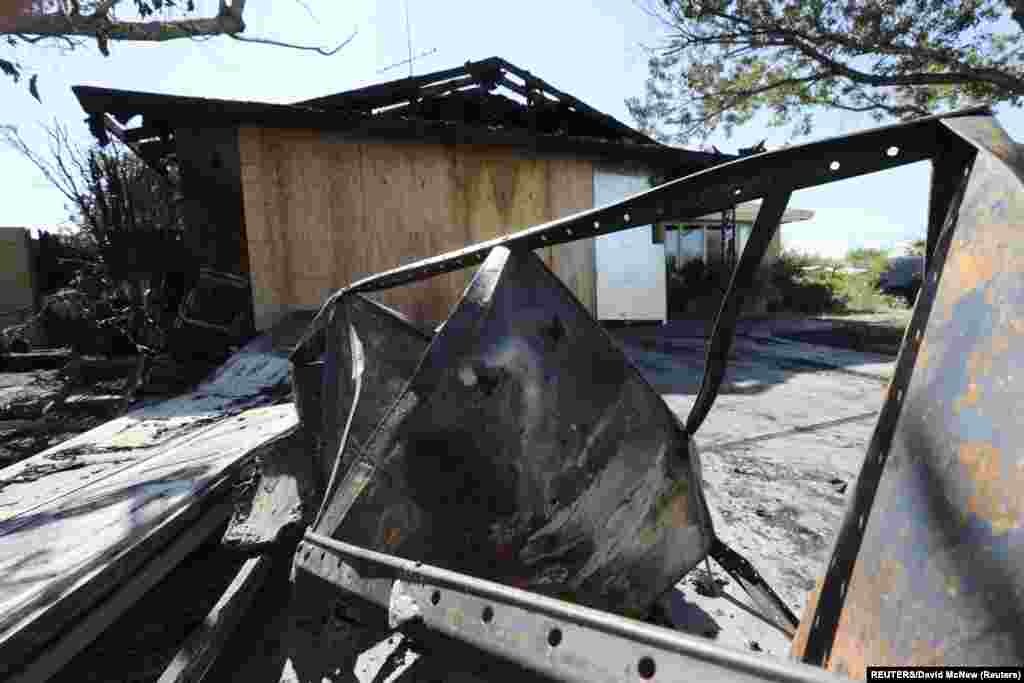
[{"x1": 2, "y1": 0, "x2": 1023, "y2": 259}]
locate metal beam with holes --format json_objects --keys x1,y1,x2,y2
[
  {"x1": 297, "y1": 531, "x2": 848, "y2": 683},
  {"x1": 297, "y1": 107, "x2": 1024, "y2": 678},
  {"x1": 345, "y1": 106, "x2": 989, "y2": 296}
]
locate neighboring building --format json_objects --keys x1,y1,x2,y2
[
  {"x1": 0, "y1": 228, "x2": 36, "y2": 331},
  {"x1": 73, "y1": 58, "x2": 740, "y2": 328},
  {"x1": 659, "y1": 201, "x2": 814, "y2": 316},
  {"x1": 664, "y1": 201, "x2": 814, "y2": 275}
]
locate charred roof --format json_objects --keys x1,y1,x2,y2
[{"x1": 72, "y1": 56, "x2": 728, "y2": 173}]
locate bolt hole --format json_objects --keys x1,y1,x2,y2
[
  {"x1": 541, "y1": 235, "x2": 548, "y2": 241},
  {"x1": 896, "y1": 389, "x2": 903, "y2": 401},
  {"x1": 547, "y1": 627, "x2": 563, "y2": 647},
  {"x1": 638, "y1": 656, "x2": 656, "y2": 679},
  {"x1": 624, "y1": 213, "x2": 631, "y2": 221},
  {"x1": 886, "y1": 146, "x2": 900, "y2": 157},
  {"x1": 840, "y1": 580, "x2": 848, "y2": 595},
  {"x1": 482, "y1": 606, "x2": 494, "y2": 623},
  {"x1": 829, "y1": 160, "x2": 841, "y2": 171},
  {"x1": 733, "y1": 187, "x2": 742, "y2": 196},
  {"x1": 566, "y1": 228, "x2": 573, "y2": 235},
  {"x1": 431, "y1": 590, "x2": 441, "y2": 605},
  {"x1": 915, "y1": 330, "x2": 922, "y2": 342},
  {"x1": 320, "y1": 550, "x2": 325, "y2": 562},
  {"x1": 593, "y1": 220, "x2": 600, "y2": 229}
]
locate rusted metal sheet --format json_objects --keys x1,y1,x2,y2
[
  {"x1": 794, "y1": 115, "x2": 1024, "y2": 676},
  {"x1": 300, "y1": 246, "x2": 712, "y2": 619}
]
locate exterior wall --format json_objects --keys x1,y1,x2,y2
[
  {"x1": 174, "y1": 126, "x2": 249, "y2": 275},
  {"x1": 239, "y1": 127, "x2": 596, "y2": 329},
  {"x1": 593, "y1": 168, "x2": 667, "y2": 322},
  {"x1": 0, "y1": 228, "x2": 36, "y2": 329}
]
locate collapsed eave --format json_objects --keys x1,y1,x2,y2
[{"x1": 71, "y1": 59, "x2": 731, "y2": 173}]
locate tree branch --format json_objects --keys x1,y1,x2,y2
[
  {"x1": 1007, "y1": 0, "x2": 1024, "y2": 32},
  {"x1": 0, "y1": 3, "x2": 245, "y2": 42},
  {"x1": 227, "y1": 26, "x2": 356, "y2": 56}
]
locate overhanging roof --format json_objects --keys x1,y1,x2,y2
[
  {"x1": 72, "y1": 57, "x2": 729, "y2": 173},
  {"x1": 678, "y1": 201, "x2": 814, "y2": 227}
]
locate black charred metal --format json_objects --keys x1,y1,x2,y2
[
  {"x1": 287, "y1": 106, "x2": 1024, "y2": 680},
  {"x1": 298, "y1": 247, "x2": 713, "y2": 620}
]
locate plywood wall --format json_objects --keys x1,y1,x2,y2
[{"x1": 239, "y1": 128, "x2": 596, "y2": 329}]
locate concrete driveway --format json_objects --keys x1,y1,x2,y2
[{"x1": 615, "y1": 325, "x2": 895, "y2": 658}]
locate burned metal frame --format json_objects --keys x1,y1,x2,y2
[
  {"x1": 342, "y1": 106, "x2": 989, "y2": 296},
  {"x1": 299, "y1": 105, "x2": 1024, "y2": 679},
  {"x1": 297, "y1": 531, "x2": 846, "y2": 683}
]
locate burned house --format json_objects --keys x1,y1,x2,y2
[{"x1": 73, "y1": 58, "x2": 757, "y2": 329}]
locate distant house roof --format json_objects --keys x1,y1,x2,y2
[{"x1": 72, "y1": 56, "x2": 729, "y2": 173}]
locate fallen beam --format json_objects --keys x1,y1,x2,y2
[
  {"x1": 6, "y1": 501, "x2": 233, "y2": 683},
  {"x1": 156, "y1": 554, "x2": 272, "y2": 683},
  {"x1": 0, "y1": 331, "x2": 299, "y2": 678}
]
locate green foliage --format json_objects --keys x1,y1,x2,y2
[
  {"x1": 845, "y1": 246, "x2": 889, "y2": 285},
  {"x1": 762, "y1": 251, "x2": 843, "y2": 314},
  {"x1": 667, "y1": 248, "x2": 907, "y2": 315},
  {"x1": 764, "y1": 250, "x2": 905, "y2": 314},
  {"x1": 627, "y1": 0, "x2": 1024, "y2": 143}
]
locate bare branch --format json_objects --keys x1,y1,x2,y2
[
  {"x1": 1, "y1": 122, "x2": 83, "y2": 206},
  {"x1": 292, "y1": 0, "x2": 318, "y2": 24},
  {"x1": 228, "y1": 26, "x2": 356, "y2": 56}
]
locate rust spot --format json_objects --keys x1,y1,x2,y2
[
  {"x1": 953, "y1": 382, "x2": 981, "y2": 414},
  {"x1": 966, "y1": 335, "x2": 1011, "y2": 382},
  {"x1": 789, "y1": 576, "x2": 823, "y2": 660},
  {"x1": 384, "y1": 526, "x2": 402, "y2": 547},
  {"x1": 1009, "y1": 319, "x2": 1024, "y2": 336},
  {"x1": 877, "y1": 557, "x2": 904, "y2": 592},
  {"x1": 958, "y1": 442, "x2": 1024, "y2": 535},
  {"x1": 942, "y1": 249, "x2": 998, "y2": 320},
  {"x1": 652, "y1": 478, "x2": 690, "y2": 528},
  {"x1": 918, "y1": 338, "x2": 930, "y2": 371},
  {"x1": 826, "y1": 555, "x2": 904, "y2": 678},
  {"x1": 909, "y1": 638, "x2": 946, "y2": 667}
]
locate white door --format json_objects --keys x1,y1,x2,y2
[{"x1": 593, "y1": 170, "x2": 667, "y2": 322}]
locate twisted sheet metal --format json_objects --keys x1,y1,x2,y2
[{"x1": 793, "y1": 114, "x2": 1024, "y2": 677}]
